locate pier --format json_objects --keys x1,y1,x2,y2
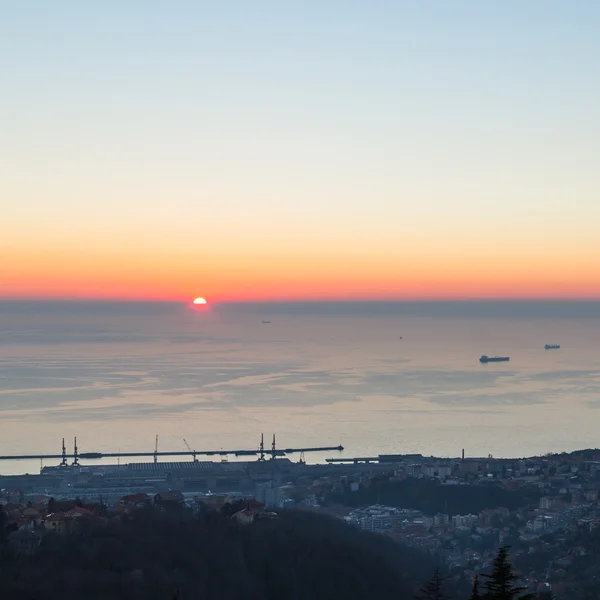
[
  {"x1": 0, "y1": 447, "x2": 344, "y2": 461},
  {"x1": 326, "y1": 453, "x2": 425, "y2": 464},
  {"x1": 0, "y1": 435, "x2": 344, "y2": 463}
]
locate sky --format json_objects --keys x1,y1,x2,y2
[{"x1": 2, "y1": 1, "x2": 600, "y2": 302}]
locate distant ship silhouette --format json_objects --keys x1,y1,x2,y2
[{"x1": 479, "y1": 355, "x2": 509, "y2": 364}]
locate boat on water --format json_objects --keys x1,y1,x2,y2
[
  {"x1": 544, "y1": 344, "x2": 560, "y2": 350},
  {"x1": 261, "y1": 320, "x2": 272, "y2": 324},
  {"x1": 480, "y1": 355, "x2": 510, "y2": 364}
]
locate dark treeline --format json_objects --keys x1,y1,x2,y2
[
  {"x1": 0, "y1": 507, "x2": 436, "y2": 600},
  {"x1": 330, "y1": 476, "x2": 540, "y2": 514},
  {"x1": 417, "y1": 547, "x2": 536, "y2": 600}
]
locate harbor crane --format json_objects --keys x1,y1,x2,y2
[
  {"x1": 60, "y1": 438, "x2": 68, "y2": 467},
  {"x1": 72, "y1": 437, "x2": 79, "y2": 467},
  {"x1": 183, "y1": 439, "x2": 198, "y2": 462}
]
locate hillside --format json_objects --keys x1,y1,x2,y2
[{"x1": 0, "y1": 506, "x2": 435, "y2": 600}]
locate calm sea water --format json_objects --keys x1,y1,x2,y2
[{"x1": 1, "y1": 301, "x2": 600, "y2": 475}]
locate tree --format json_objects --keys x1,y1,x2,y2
[
  {"x1": 481, "y1": 546, "x2": 535, "y2": 600},
  {"x1": 414, "y1": 568, "x2": 448, "y2": 600},
  {"x1": 469, "y1": 575, "x2": 482, "y2": 600},
  {"x1": 0, "y1": 505, "x2": 6, "y2": 542},
  {"x1": 0, "y1": 507, "x2": 427, "y2": 599}
]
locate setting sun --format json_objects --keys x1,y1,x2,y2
[{"x1": 193, "y1": 297, "x2": 207, "y2": 305}]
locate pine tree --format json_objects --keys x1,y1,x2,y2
[
  {"x1": 414, "y1": 568, "x2": 448, "y2": 600},
  {"x1": 481, "y1": 546, "x2": 535, "y2": 600},
  {"x1": 468, "y1": 575, "x2": 482, "y2": 600}
]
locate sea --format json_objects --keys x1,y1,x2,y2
[{"x1": 1, "y1": 300, "x2": 600, "y2": 476}]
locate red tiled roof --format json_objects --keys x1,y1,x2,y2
[
  {"x1": 3, "y1": 504, "x2": 25, "y2": 512},
  {"x1": 45, "y1": 513, "x2": 70, "y2": 522},
  {"x1": 121, "y1": 493, "x2": 150, "y2": 503},
  {"x1": 8, "y1": 518, "x2": 31, "y2": 528},
  {"x1": 155, "y1": 491, "x2": 184, "y2": 501},
  {"x1": 65, "y1": 506, "x2": 93, "y2": 517}
]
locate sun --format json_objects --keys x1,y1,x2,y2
[{"x1": 193, "y1": 297, "x2": 207, "y2": 305}]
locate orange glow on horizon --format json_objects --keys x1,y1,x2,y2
[{"x1": 3, "y1": 245, "x2": 600, "y2": 302}]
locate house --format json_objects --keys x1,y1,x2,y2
[
  {"x1": 22, "y1": 506, "x2": 42, "y2": 525},
  {"x1": 2, "y1": 504, "x2": 25, "y2": 519},
  {"x1": 119, "y1": 493, "x2": 151, "y2": 512},
  {"x1": 194, "y1": 493, "x2": 230, "y2": 512},
  {"x1": 154, "y1": 490, "x2": 184, "y2": 508},
  {"x1": 64, "y1": 506, "x2": 94, "y2": 518},
  {"x1": 44, "y1": 513, "x2": 72, "y2": 535}
]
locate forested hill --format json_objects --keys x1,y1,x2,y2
[
  {"x1": 330, "y1": 476, "x2": 540, "y2": 514},
  {"x1": 0, "y1": 508, "x2": 435, "y2": 600}
]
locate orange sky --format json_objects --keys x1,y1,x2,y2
[
  {"x1": 3, "y1": 2, "x2": 600, "y2": 302},
  {"x1": 3, "y1": 243, "x2": 600, "y2": 302}
]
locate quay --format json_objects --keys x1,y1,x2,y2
[
  {"x1": 0, "y1": 446, "x2": 344, "y2": 462},
  {"x1": 0, "y1": 435, "x2": 344, "y2": 463},
  {"x1": 326, "y1": 454, "x2": 425, "y2": 464}
]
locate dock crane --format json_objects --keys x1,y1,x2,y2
[
  {"x1": 183, "y1": 439, "x2": 197, "y2": 462},
  {"x1": 72, "y1": 437, "x2": 79, "y2": 467},
  {"x1": 154, "y1": 435, "x2": 158, "y2": 464},
  {"x1": 60, "y1": 438, "x2": 68, "y2": 467}
]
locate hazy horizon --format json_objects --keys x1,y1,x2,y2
[{"x1": 4, "y1": 299, "x2": 600, "y2": 318}]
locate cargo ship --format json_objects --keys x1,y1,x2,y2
[
  {"x1": 479, "y1": 355, "x2": 510, "y2": 364},
  {"x1": 544, "y1": 344, "x2": 560, "y2": 350}
]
